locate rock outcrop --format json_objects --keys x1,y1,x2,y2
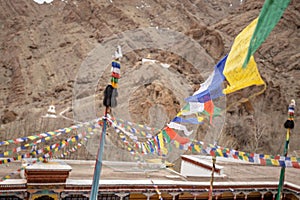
[{"x1": 0, "y1": 0, "x2": 299, "y2": 158}]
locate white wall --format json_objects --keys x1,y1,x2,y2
[{"x1": 180, "y1": 159, "x2": 212, "y2": 177}]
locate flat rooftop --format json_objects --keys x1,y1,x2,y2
[{"x1": 0, "y1": 156, "x2": 299, "y2": 193}]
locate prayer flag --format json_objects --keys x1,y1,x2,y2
[
  {"x1": 171, "y1": 116, "x2": 203, "y2": 124},
  {"x1": 162, "y1": 130, "x2": 171, "y2": 143},
  {"x1": 167, "y1": 122, "x2": 193, "y2": 136},
  {"x1": 185, "y1": 55, "x2": 227, "y2": 102},
  {"x1": 204, "y1": 100, "x2": 214, "y2": 124},
  {"x1": 223, "y1": 18, "x2": 265, "y2": 94},
  {"x1": 164, "y1": 127, "x2": 190, "y2": 145},
  {"x1": 243, "y1": 0, "x2": 291, "y2": 67},
  {"x1": 178, "y1": 102, "x2": 205, "y2": 116}
]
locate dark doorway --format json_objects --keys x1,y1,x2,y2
[{"x1": 34, "y1": 196, "x2": 55, "y2": 200}]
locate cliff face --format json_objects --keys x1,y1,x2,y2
[{"x1": 0, "y1": 0, "x2": 299, "y2": 157}]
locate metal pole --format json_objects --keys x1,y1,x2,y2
[
  {"x1": 276, "y1": 99, "x2": 295, "y2": 200},
  {"x1": 90, "y1": 46, "x2": 122, "y2": 199},
  {"x1": 90, "y1": 107, "x2": 109, "y2": 200}
]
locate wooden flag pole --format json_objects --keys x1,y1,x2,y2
[{"x1": 208, "y1": 156, "x2": 216, "y2": 200}]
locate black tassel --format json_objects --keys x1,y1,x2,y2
[
  {"x1": 110, "y1": 88, "x2": 118, "y2": 108},
  {"x1": 284, "y1": 120, "x2": 294, "y2": 129},
  {"x1": 103, "y1": 85, "x2": 114, "y2": 107},
  {"x1": 103, "y1": 85, "x2": 118, "y2": 108}
]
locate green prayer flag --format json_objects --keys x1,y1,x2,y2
[
  {"x1": 203, "y1": 105, "x2": 222, "y2": 117},
  {"x1": 265, "y1": 159, "x2": 273, "y2": 166},
  {"x1": 243, "y1": 0, "x2": 291, "y2": 68},
  {"x1": 182, "y1": 103, "x2": 190, "y2": 111},
  {"x1": 162, "y1": 130, "x2": 171, "y2": 143}
]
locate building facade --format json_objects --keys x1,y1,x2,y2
[{"x1": 0, "y1": 156, "x2": 299, "y2": 200}]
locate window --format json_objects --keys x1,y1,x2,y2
[
  {"x1": 98, "y1": 193, "x2": 129, "y2": 200},
  {"x1": 0, "y1": 196, "x2": 22, "y2": 200},
  {"x1": 62, "y1": 195, "x2": 88, "y2": 200}
]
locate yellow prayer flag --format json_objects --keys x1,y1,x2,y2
[
  {"x1": 111, "y1": 82, "x2": 118, "y2": 88},
  {"x1": 158, "y1": 132, "x2": 168, "y2": 155},
  {"x1": 176, "y1": 111, "x2": 183, "y2": 116},
  {"x1": 243, "y1": 155, "x2": 249, "y2": 162},
  {"x1": 71, "y1": 137, "x2": 76, "y2": 143},
  {"x1": 271, "y1": 159, "x2": 279, "y2": 166},
  {"x1": 48, "y1": 131, "x2": 55, "y2": 135},
  {"x1": 65, "y1": 128, "x2": 72, "y2": 133},
  {"x1": 138, "y1": 124, "x2": 143, "y2": 128},
  {"x1": 194, "y1": 144, "x2": 201, "y2": 153},
  {"x1": 158, "y1": 133, "x2": 164, "y2": 147},
  {"x1": 141, "y1": 131, "x2": 146, "y2": 137},
  {"x1": 197, "y1": 116, "x2": 204, "y2": 122},
  {"x1": 238, "y1": 151, "x2": 244, "y2": 157},
  {"x1": 144, "y1": 142, "x2": 150, "y2": 153},
  {"x1": 223, "y1": 18, "x2": 265, "y2": 94},
  {"x1": 27, "y1": 136, "x2": 37, "y2": 140},
  {"x1": 216, "y1": 149, "x2": 223, "y2": 157}
]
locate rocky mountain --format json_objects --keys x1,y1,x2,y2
[{"x1": 0, "y1": 0, "x2": 299, "y2": 160}]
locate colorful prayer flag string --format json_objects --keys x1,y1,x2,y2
[
  {"x1": 0, "y1": 142, "x2": 83, "y2": 182},
  {"x1": 0, "y1": 118, "x2": 100, "y2": 146},
  {"x1": 108, "y1": 116, "x2": 300, "y2": 169}
]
